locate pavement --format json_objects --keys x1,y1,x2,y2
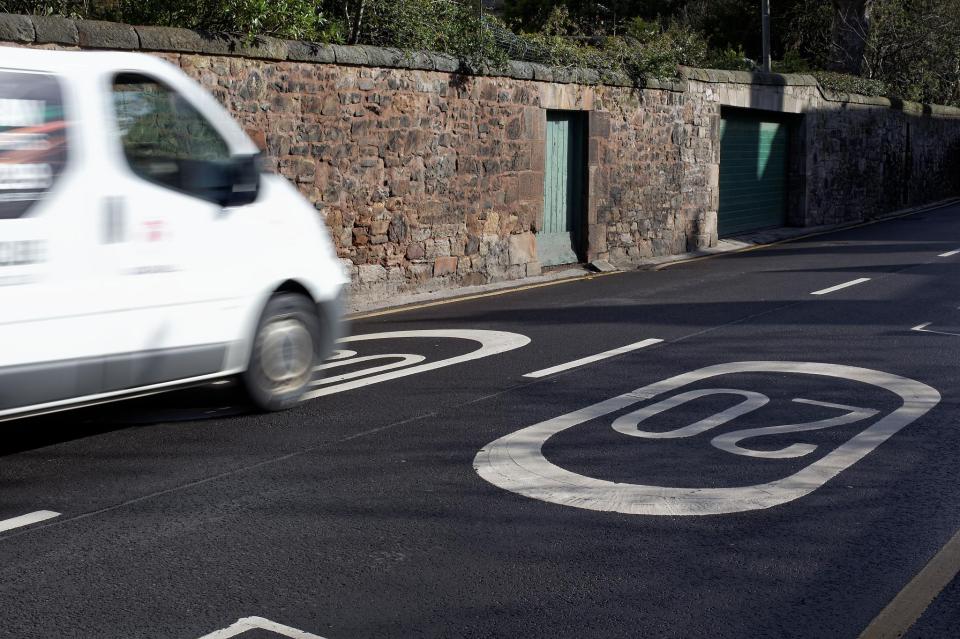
[{"x1": 3, "y1": 202, "x2": 960, "y2": 638}]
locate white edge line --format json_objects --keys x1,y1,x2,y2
[
  {"x1": 811, "y1": 277, "x2": 871, "y2": 296},
  {"x1": 523, "y1": 338, "x2": 663, "y2": 378},
  {"x1": 0, "y1": 510, "x2": 60, "y2": 534},
  {"x1": 197, "y1": 617, "x2": 327, "y2": 639},
  {"x1": 938, "y1": 249, "x2": 960, "y2": 257}
]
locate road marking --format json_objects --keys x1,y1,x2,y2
[
  {"x1": 610, "y1": 390, "x2": 878, "y2": 460},
  {"x1": 302, "y1": 329, "x2": 530, "y2": 400},
  {"x1": 198, "y1": 616, "x2": 326, "y2": 638},
  {"x1": 523, "y1": 339, "x2": 663, "y2": 378},
  {"x1": 811, "y1": 277, "x2": 871, "y2": 295},
  {"x1": 911, "y1": 323, "x2": 960, "y2": 337},
  {"x1": 858, "y1": 526, "x2": 960, "y2": 639},
  {"x1": 312, "y1": 353, "x2": 426, "y2": 386},
  {"x1": 475, "y1": 361, "x2": 939, "y2": 516},
  {"x1": 938, "y1": 249, "x2": 960, "y2": 257},
  {"x1": 0, "y1": 510, "x2": 60, "y2": 533}
]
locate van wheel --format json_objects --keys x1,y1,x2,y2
[{"x1": 242, "y1": 293, "x2": 320, "y2": 411}]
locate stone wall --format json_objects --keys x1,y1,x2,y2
[
  {"x1": 2, "y1": 13, "x2": 958, "y2": 304},
  {"x1": 685, "y1": 69, "x2": 960, "y2": 227}
]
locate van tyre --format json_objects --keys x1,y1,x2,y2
[{"x1": 242, "y1": 293, "x2": 320, "y2": 411}]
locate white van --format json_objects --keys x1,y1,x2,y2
[{"x1": 0, "y1": 47, "x2": 348, "y2": 419}]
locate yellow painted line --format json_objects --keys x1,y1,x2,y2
[
  {"x1": 858, "y1": 525, "x2": 960, "y2": 639},
  {"x1": 348, "y1": 270, "x2": 623, "y2": 320}
]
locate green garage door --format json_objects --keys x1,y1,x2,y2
[
  {"x1": 718, "y1": 110, "x2": 789, "y2": 237},
  {"x1": 537, "y1": 111, "x2": 585, "y2": 267}
]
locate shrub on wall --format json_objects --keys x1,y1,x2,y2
[
  {"x1": 0, "y1": 0, "x2": 336, "y2": 40},
  {"x1": 812, "y1": 72, "x2": 891, "y2": 98}
]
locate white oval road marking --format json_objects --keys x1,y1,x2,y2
[
  {"x1": 937, "y1": 249, "x2": 960, "y2": 257},
  {"x1": 474, "y1": 362, "x2": 940, "y2": 516},
  {"x1": 198, "y1": 616, "x2": 326, "y2": 639},
  {"x1": 312, "y1": 353, "x2": 427, "y2": 386},
  {"x1": 0, "y1": 510, "x2": 60, "y2": 533},
  {"x1": 811, "y1": 277, "x2": 871, "y2": 295},
  {"x1": 302, "y1": 329, "x2": 530, "y2": 400},
  {"x1": 325, "y1": 349, "x2": 358, "y2": 361}
]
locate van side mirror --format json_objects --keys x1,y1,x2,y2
[
  {"x1": 223, "y1": 153, "x2": 261, "y2": 207},
  {"x1": 178, "y1": 153, "x2": 261, "y2": 207}
]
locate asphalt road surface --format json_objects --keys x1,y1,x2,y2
[{"x1": 3, "y1": 202, "x2": 960, "y2": 639}]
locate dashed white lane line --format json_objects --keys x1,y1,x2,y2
[
  {"x1": 198, "y1": 616, "x2": 326, "y2": 639},
  {"x1": 938, "y1": 249, "x2": 960, "y2": 257},
  {"x1": 811, "y1": 277, "x2": 871, "y2": 296},
  {"x1": 0, "y1": 510, "x2": 60, "y2": 533},
  {"x1": 522, "y1": 338, "x2": 663, "y2": 378}
]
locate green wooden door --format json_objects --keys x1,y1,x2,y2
[
  {"x1": 538, "y1": 111, "x2": 585, "y2": 266},
  {"x1": 718, "y1": 110, "x2": 789, "y2": 237}
]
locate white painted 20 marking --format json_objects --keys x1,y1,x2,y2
[{"x1": 474, "y1": 362, "x2": 939, "y2": 516}]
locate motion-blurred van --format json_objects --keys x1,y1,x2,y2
[{"x1": 0, "y1": 47, "x2": 348, "y2": 419}]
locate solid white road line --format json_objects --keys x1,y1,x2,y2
[
  {"x1": 859, "y1": 526, "x2": 960, "y2": 639},
  {"x1": 0, "y1": 510, "x2": 60, "y2": 533},
  {"x1": 523, "y1": 339, "x2": 663, "y2": 379},
  {"x1": 938, "y1": 249, "x2": 960, "y2": 257},
  {"x1": 811, "y1": 277, "x2": 871, "y2": 296}
]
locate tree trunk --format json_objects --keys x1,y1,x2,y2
[{"x1": 830, "y1": 0, "x2": 874, "y2": 75}]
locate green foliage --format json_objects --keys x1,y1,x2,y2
[
  {"x1": 510, "y1": 7, "x2": 712, "y2": 83},
  {"x1": 319, "y1": 0, "x2": 506, "y2": 69},
  {"x1": 812, "y1": 71, "x2": 890, "y2": 98},
  {"x1": 3, "y1": 0, "x2": 957, "y2": 106},
  {"x1": 703, "y1": 46, "x2": 755, "y2": 72},
  {"x1": 0, "y1": 0, "x2": 334, "y2": 40},
  {"x1": 771, "y1": 49, "x2": 812, "y2": 74},
  {"x1": 859, "y1": 0, "x2": 960, "y2": 106}
]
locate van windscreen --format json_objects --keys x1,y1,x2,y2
[{"x1": 0, "y1": 70, "x2": 68, "y2": 220}]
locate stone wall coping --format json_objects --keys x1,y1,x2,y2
[
  {"x1": 2, "y1": 12, "x2": 958, "y2": 116},
  {"x1": 678, "y1": 65, "x2": 960, "y2": 118}
]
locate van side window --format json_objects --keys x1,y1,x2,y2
[
  {"x1": 111, "y1": 73, "x2": 231, "y2": 202},
  {"x1": 0, "y1": 70, "x2": 68, "y2": 220}
]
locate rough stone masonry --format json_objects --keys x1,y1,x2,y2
[{"x1": 1, "y1": 13, "x2": 958, "y2": 304}]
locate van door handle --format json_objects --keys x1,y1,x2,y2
[{"x1": 103, "y1": 197, "x2": 125, "y2": 244}]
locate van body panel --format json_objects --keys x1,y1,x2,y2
[{"x1": 0, "y1": 47, "x2": 346, "y2": 419}]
